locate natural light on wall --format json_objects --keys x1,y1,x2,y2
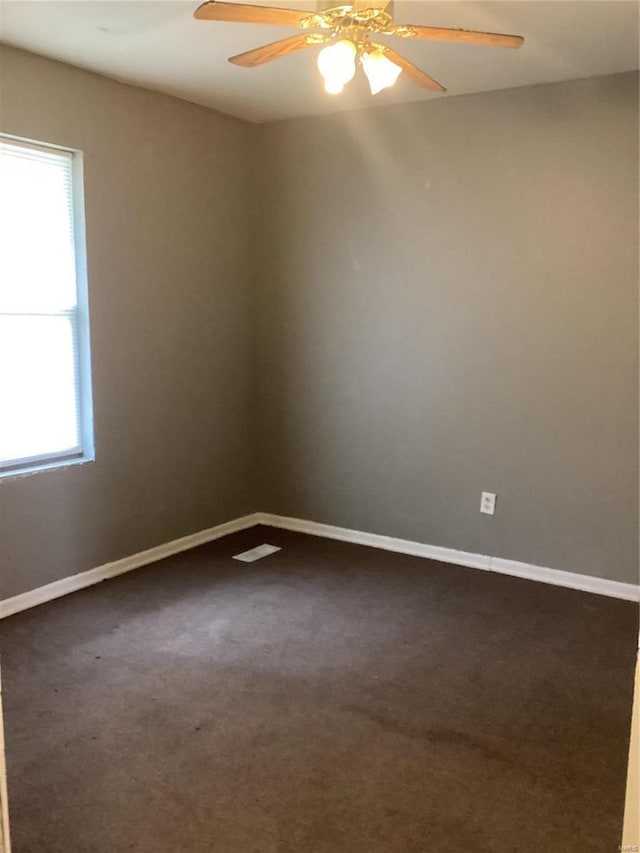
[{"x1": 0, "y1": 137, "x2": 93, "y2": 475}]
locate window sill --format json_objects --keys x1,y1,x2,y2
[{"x1": 0, "y1": 455, "x2": 95, "y2": 482}]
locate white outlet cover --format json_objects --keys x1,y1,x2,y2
[
  {"x1": 233, "y1": 544, "x2": 281, "y2": 562},
  {"x1": 480, "y1": 492, "x2": 497, "y2": 515}
]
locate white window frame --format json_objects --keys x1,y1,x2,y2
[{"x1": 0, "y1": 134, "x2": 94, "y2": 478}]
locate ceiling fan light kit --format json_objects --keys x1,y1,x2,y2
[{"x1": 194, "y1": 1, "x2": 524, "y2": 98}]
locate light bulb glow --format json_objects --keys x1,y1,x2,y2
[
  {"x1": 324, "y1": 80, "x2": 344, "y2": 95},
  {"x1": 317, "y1": 40, "x2": 357, "y2": 95},
  {"x1": 361, "y1": 49, "x2": 402, "y2": 95}
]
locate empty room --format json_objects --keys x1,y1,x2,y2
[{"x1": 0, "y1": 1, "x2": 638, "y2": 851}]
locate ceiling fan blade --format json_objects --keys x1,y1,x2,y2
[
  {"x1": 389, "y1": 24, "x2": 524, "y2": 49},
  {"x1": 372, "y1": 44, "x2": 446, "y2": 92},
  {"x1": 194, "y1": 1, "x2": 311, "y2": 28},
  {"x1": 229, "y1": 33, "x2": 326, "y2": 67}
]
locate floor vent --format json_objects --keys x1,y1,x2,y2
[{"x1": 233, "y1": 544, "x2": 281, "y2": 563}]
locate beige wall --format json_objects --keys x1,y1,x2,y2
[
  {"x1": 0, "y1": 46, "x2": 256, "y2": 600},
  {"x1": 0, "y1": 49, "x2": 637, "y2": 599},
  {"x1": 254, "y1": 72, "x2": 639, "y2": 584}
]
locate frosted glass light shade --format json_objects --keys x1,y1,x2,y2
[
  {"x1": 317, "y1": 40, "x2": 357, "y2": 95},
  {"x1": 361, "y1": 50, "x2": 402, "y2": 95}
]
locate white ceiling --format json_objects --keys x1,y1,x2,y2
[{"x1": 1, "y1": 1, "x2": 638, "y2": 123}]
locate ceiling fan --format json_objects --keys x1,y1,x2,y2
[{"x1": 194, "y1": 0, "x2": 524, "y2": 97}]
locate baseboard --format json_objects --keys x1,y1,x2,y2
[
  {"x1": 257, "y1": 513, "x2": 640, "y2": 602},
  {"x1": 488, "y1": 555, "x2": 638, "y2": 600},
  {"x1": 2, "y1": 510, "x2": 637, "y2": 619},
  {"x1": 0, "y1": 513, "x2": 262, "y2": 620}
]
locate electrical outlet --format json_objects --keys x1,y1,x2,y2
[{"x1": 480, "y1": 492, "x2": 497, "y2": 515}]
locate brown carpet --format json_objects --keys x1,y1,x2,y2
[{"x1": 0, "y1": 525, "x2": 637, "y2": 852}]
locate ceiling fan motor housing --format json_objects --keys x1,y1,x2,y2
[{"x1": 314, "y1": 1, "x2": 395, "y2": 17}]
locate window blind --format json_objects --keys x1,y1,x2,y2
[{"x1": 0, "y1": 138, "x2": 84, "y2": 471}]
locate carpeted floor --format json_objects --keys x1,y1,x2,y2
[{"x1": 0, "y1": 525, "x2": 637, "y2": 852}]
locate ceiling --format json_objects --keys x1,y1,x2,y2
[{"x1": 1, "y1": 1, "x2": 638, "y2": 123}]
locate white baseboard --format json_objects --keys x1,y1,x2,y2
[
  {"x1": 488, "y1": 555, "x2": 638, "y2": 600},
  {"x1": 1, "y1": 510, "x2": 637, "y2": 619},
  {"x1": 0, "y1": 513, "x2": 262, "y2": 620},
  {"x1": 257, "y1": 513, "x2": 640, "y2": 602}
]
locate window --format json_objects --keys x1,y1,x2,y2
[{"x1": 0, "y1": 136, "x2": 94, "y2": 476}]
